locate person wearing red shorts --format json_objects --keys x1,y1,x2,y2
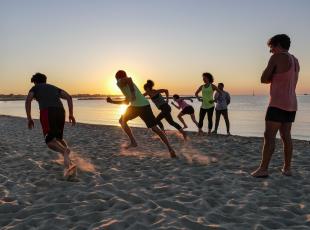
[{"x1": 25, "y1": 73, "x2": 77, "y2": 177}]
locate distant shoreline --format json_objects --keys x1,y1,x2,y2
[{"x1": 1, "y1": 94, "x2": 309, "y2": 102}]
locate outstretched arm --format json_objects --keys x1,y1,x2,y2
[
  {"x1": 25, "y1": 92, "x2": 34, "y2": 129},
  {"x1": 171, "y1": 101, "x2": 180, "y2": 109},
  {"x1": 157, "y1": 89, "x2": 169, "y2": 102},
  {"x1": 106, "y1": 97, "x2": 129, "y2": 105},
  {"x1": 60, "y1": 90, "x2": 76, "y2": 125}
]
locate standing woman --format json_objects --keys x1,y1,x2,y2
[
  {"x1": 144, "y1": 80, "x2": 187, "y2": 140},
  {"x1": 251, "y1": 34, "x2": 300, "y2": 177},
  {"x1": 195, "y1": 72, "x2": 220, "y2": 135}
]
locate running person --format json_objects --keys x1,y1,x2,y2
[
  {"x1": 143, "y1": 80, "x2": 187, "y2": 140},
  {"x1": 106, "y1": 70, "x2": 176, "y2": 158},
  {"x1": 25, "y1": 73, "x2": 77, "y2": 177},
  {"x1": 171, "y1": 94, "x2": 199, "y2": 129},
  {"x1": 212, "y1": 83, "x2": 231, "y2": 135},
  {"x1": 195, "y1": 72, "x2": 221, "y2": 135}
]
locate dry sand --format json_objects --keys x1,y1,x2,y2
[{"x1": 0, "y1": 115, "x2": 309, "y2": 229}]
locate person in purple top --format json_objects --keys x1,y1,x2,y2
[{"x1": 171, "y1": 94, "x2": 199, "y2": 130}]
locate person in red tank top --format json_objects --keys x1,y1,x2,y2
[{"x1": 251, "y1": 34, "x2": 300, "y2": 178}]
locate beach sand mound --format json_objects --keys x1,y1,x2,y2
[{"x1": 0, "y1": 115, "x2": 310, "y2": 229}]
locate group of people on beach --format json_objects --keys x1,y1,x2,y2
[{"x1": 25, "y1": 34, "x2": 299, "y2": 179}]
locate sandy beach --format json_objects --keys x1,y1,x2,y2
[{"x1": 0, "y1": 115, "x2": 309, "y2": 229}]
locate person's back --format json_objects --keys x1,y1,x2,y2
[
  {"x1": 151, "y1": 93, "x2": 167, "y2": 109},
  {"x1": 269, "y1": 52, "x2": 299, "y2": 111},
  {"x1": 175, "y1": 98, "x2": 189, "y2": 110},
  {"x1": 30, "y1": 83, "x2": 64, "y2": 110},
  {"x1": 118, "y1": 81, "x2": 149, "y2": 107}
]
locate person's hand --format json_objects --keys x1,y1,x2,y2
[
  {"x1": 69, "y1": 115, "x2": 76, "y2": 126},
  {"x1": 28, "y1": 119, "x2": 34, "y2": 129},
  {"x1": 106, "y1": 97, "x2": 112, "y2": 103}
]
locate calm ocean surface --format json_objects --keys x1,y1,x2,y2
[{"x1": 1, "y1": 95, "x2": 309, "y2": 140}]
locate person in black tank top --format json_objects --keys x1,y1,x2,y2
[
  {"x1": 143, "y1": 80, "x2": 187, "y2": 140},
  {"x1": 25, "y1": 73, "x2": 77, "y2": 179}
]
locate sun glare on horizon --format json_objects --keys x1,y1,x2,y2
[
  {"x1": 118, "y1": 104, "x2": 128, "y2": 115},
  {"x1": 104, "y1": 70, "x2": 145, "y2": 95}
]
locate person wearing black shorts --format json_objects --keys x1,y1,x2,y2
[
  {"x1": 25, "y1": 73, "x2": 77, "y2": 177},
  {"x1": 251, "y1": 34, "x2": 300, "y2": 178},
  {"x1": 106, "y1": 70, "x2": 176, "y2": 158},
  {"x1": 143, "y1": 80, "x2": 187, "y2": 140},
  {"x1": 171, "y1": 94, "x2": 199, "y2": 130}
]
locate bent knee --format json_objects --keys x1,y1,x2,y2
[{"x1": 119, "y1": 117, "x2": 127, "y2": 125}]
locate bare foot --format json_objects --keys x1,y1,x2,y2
[
  {"x1": 63, "y1": 148, "x2": 71, "y2": 168},
  {"x1": 180, "y1": 129, "x2": 187, "y2": 140},
  {"x1": 251, "y1": 168, "x2": 269, "y2": 178},
  {"x1": 169, "y1": 148, "x2": 177, "y2": 158},
  {"x1": 281, "y1": 168, "x2": 292, "y2": 176},
  {"x1": 124, "y1": 142, "x2": 138, "y2": 149},
  {"x1": 197, "y1": 129, "x2": 204, "y2": 136},
  {"x1": 64, "y1": 164, "x2": 77, "y2": 177}
]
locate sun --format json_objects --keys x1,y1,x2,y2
[
  {"x1": 106, "y1": 78, "x2": 120, "y2": 95},
  {"x1": 118, "y1": 104, "x2": 128, "y2": 115},
  {"x1": 104, "y1": 69, "x2": 144, "y2": 95}
]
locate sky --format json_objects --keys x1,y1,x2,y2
[{"x1": 1, "y1": 0, "x2": 310, "y2": 95}]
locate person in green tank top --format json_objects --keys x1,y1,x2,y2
[
  {"x1": 106, "y1": 70, "x2": 176, "y2": 158},
  {"x1": 195, "y1": 72, "x2": 221, "y2": 135}
]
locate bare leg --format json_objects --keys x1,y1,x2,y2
[
  {"x1": 190, "y1": 113, "x2": 199, "y2": 128},
  {"x1": 57, "y1": 138, "x2": 68, "y2": 148},
  {"x1": 151, "y1": 126, "x2": 176, "y2": 158},
  {"x1": 251, "y1": 121, "x2": 281, "y2": 177},
  {"x1": 279, "y1": 123, "x2": 293, "y2": 175},
  {"x1": 177, "y1": 113, "x2": 188, "y2": 129},
  {"x1": 164, "y1": 113, "x2": 187, "y2": 140},
  {"x1": 47, "y1": 139, "x2": 71, "y2": 168},
  {"x1": 222, "y1": 110, "x2": 230, "y2": 135},
  {"x1": 119, "y1": 117, "x2": 138, "y2": 148}
]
